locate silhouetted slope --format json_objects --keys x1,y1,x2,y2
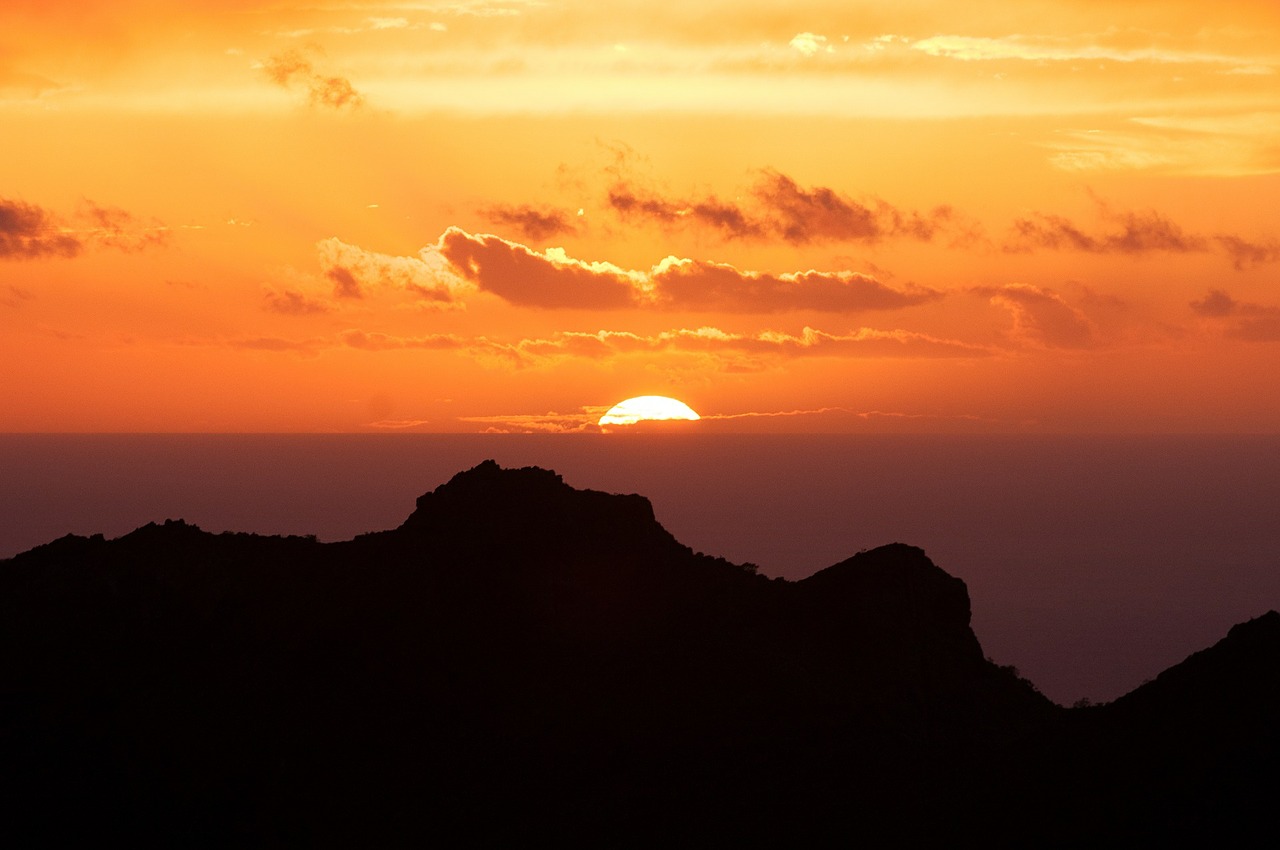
[
  {"x1": 0, "y1": 461, "x2": 1275, "y2": 846},
  {"x1": 1046, "y1": 611, "x2": 1280, "y2": 845}
]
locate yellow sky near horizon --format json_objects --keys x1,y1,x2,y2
[{"x1": 3, "y1": 0, "x2": 1280, "y2": 432}]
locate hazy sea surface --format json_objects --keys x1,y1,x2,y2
[{"x1": 3, "y1": 433, "x2": 1278, "y2": 705}]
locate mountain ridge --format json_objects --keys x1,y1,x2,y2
[{"x1": 2, "y1": 460, "x2": 1276, "y2": 846}]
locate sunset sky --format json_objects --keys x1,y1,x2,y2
[{"x1": 4, "y1": 0, "x2": 1279, "y2": 433}]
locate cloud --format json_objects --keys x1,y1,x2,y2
[
  {"x1": 978, "y1": 284, "x2": 1096, "y2": 349},
  {"x1": 701, "y1": 406, "x2": 852, "y2": 421},
  {"x1": 456, "y1": 410, "x2": 606, "y2": 434},
  {"x1": 0, "y1": 67, "x2": 63, "y2": 99},
  {"x1": 326, "y1": 266, "x2": 363, "y2": 299},
  {"x1": 789, "y1": 33, "x2": 830, "y2": 57},
  {"x1": 608, "y1": 186, "x2": 766, "y2": 239},
  {"x1": 78, "y1": 201, "x2": 170, "y2": 252},
  {"x1": 1190, "y1": 289, "x2": 1280, "y2": 341},
  {"x1": 37, "y1": 323, "x2": 83, "y2": 341},
  {"x1": 649, "y1": 257, "x2": 940, "y2": 313},
  {"x1": 262, "y1": 50, "x2": 364, "y2": 110},
  {"x1": 339, "y1": 329, "x2": 468, "y2": 351},
  {"x1": 430, "y1": 226, "x2": 940, "y2": 312},
  {"x1": 263, "y1": 288, "x2": 331, "y2": 315},
  {"x1": 702, "y1": 407, "x2": 996, "y2": 426},
  {"x1": 1190, "y1": 289, "x2": 1238, "y2": 317},
  {"x1": 911, "y1": 35, "x2": 1274, "y2": 69},
  {"x1": 481, "y1": 204, "x2": 578, "y2": 241},
  {"x1": 2, "y1": 285, "x2": 34, "y2": 307},
  {"x1": 316, "y1": 237, "x2": 465, "y2": 305},
  {"x1": 308, "y1": 74, "x2": 363, "y2": 110},
  {"x1": 2, "y1": 197, "x2": 170, "y2": 260},
  {"x1": 460, "y1": 403, "x2": 1000, "y2": 434},
  {"x1": 607, "y1": 170, "x2": 952, "y2": 245},
  {"x1": 755, "y1": 170, "x2": 952, "y2": 244},
  {"x1": 1005, "y1": 197, "x2": 1280, "y2": 267},
  {"x1": 438, "y1": 228, "x2": 639, "y2": 309},
  {"x1": 192, "y1": 320, "x2": 989, "y2": 372},
  {"x1": 0, "y1": 199, "x2": 82, "y2": 260},
  {"x1": 228, "y1": 336, "x2": 324, "y2": 357},
  {"x1": 501, "y1": 325, "x2": 990, "y2": 365},
  {"x1": 1230, "y1": 314, "x2": 1280, "y2": 342},
  {"x1": 1005, "y1": 205, "x2": 1208, "y2": 255},
  {"x1": 1045, "y1": 117, "x2": 1280, "y2": 178},
  {"x1": 263, "y1": 50, "x2": 311, "y2": 87},
  {"x1": 1216, "y1": 235, "x2": 1280, "y2": 270},
  {"x1": 367, "y1": 418, "x2": 435, "y2": 429}
]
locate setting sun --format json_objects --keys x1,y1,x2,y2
[{"x1": 598, "y1": 396, "x2": 701, "y2": 427}]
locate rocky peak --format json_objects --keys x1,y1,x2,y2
[{"x1": 397, "y1": 460, "x2": 681, "y2": 560}]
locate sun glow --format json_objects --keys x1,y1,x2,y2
[{"x1": 598, "y1": 396, "x2": 700, "y2": 426}]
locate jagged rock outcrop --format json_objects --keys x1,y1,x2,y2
[{"x1": 0, "y1": 461, "x2": 1275, "y2": 847}]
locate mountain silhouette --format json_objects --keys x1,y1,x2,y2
[{"x1": 1, "y1": 461, "x2": 1276, "y2": 846}]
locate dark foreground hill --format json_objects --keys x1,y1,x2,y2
[{"x1": 2, "y1": 461, "x2": 1276, "y2": 846}]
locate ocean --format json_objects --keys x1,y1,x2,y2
[{"x1": 3, "y1": 433, "x2": 1278, "y2": 705}]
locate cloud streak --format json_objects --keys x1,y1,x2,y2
[
  {"x1": 458, "y1": 404, "x2": 999, "y2": 434},
  {"x1": 217, "y1": 322, "x2": 990, "y2": 369},
  {"x1": 1004, "y1": 207, "x2": 1207, "y2": 255},
  {"x1": 2, "y1": 285, "x2": 34, "y2": 307},
  {"x1": 481, "y1": 204, "x2": 579, "y2": 241},
  {"x1": 912, "y1": 34, "x2": 1276, "y2": 71},
  {"x1": 1004, "y1": 199, "x2": 1280, "y2": 268},
  {"x1": 339, "y1": 329, "x2": 469, "y2": 351},
  {"x1": 1, "y1": 198, "x2": 169, "y2": 260},
  {"x1": 432, "y1": 227, "x2": 940, "y2": 312},
  {"x1": 79, "y1": 201, "x2": 170, "y2": 252},
  {"x1": 1190, "y1": 289, "x2": 1280, "y2": 341},
  {"x1": 483, "y1": 325, "x2": 991, "y2": 366},
  {"x1": 1216, "y1": 235, "x2": 1280, "y2": 270},
  {"x1": 263, "y1": 288, "x2": 331, "y2": 315},
  {"x1": 608, "y1": 169, "x2": 954, "y2": 245}
]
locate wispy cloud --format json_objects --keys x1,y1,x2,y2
[
  {"x1": 456, "y1": 409, "x2": 607, "y2": 434},
  {"x1": 608, "y1": 169, "x2": 956, "y2": 245},
  {"x1": 1190, "y1": 289, "x2": 1280, "y2": 341},
  {"x1": 0, "y1": 199, "x2": 81, "y2": 260},
  {"x1": 227, "y1": 336, "x2": 325, "y2": 357},
  {"x1": 912, "y1": 34, "x2": 1276, "y2": 70},
  {"x1": 1004, "y1": 205, "x2": 1207, "y2": 256},
  {"x1": 1, "y1": 197, "x2": 168, "y2": 260},
  {"x1": 1003, "y1": 195, "x2": 1280, "y2": 267},
  {"x1": 263, "y1": 288, "x2": 332, "y2": 315},
  {"x1": 490, "y1": 325, "x2": 991, "y2": 366},
  {"x1": 1216, "y1": 235, "x2": 1280, "y2": 270},
  {"x1": 78, "y1": 201, "x2": 170, "y2": 252},
  {"x1": 1045, "y1": 115, "x2": 1280, "y2": 177},
  {"x1": 480, "y1": 203, "x2": 579, "y2": 241},
  {"x1": 262, "y1": 49, "x2": 365, "y2": 109},
  {"x1": 338, "y1": 329, "x2": 468, "y2": 351},
  {"x1": 195, "y1": 321, "x2": 989, "y2": 371},
  {"x1": 459, "y1": 404, "x2": 1000, "y2": 433},
  {"x1": 977, "y1": 284, "x2": 1096, "y2": 349},
  {"x1": 2, "y1": 285, "x2": 34, "y2": 307},
  {"x1": 366, "y1": 418, "x2": 435, "y2": 429},
  {"x1": 701, "y1": 406, "x2": 851, "y2": 420}
]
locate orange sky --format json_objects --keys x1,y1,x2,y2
[{"x1": 3, "y1": 0, "x2": 1279, "y2": 432}]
